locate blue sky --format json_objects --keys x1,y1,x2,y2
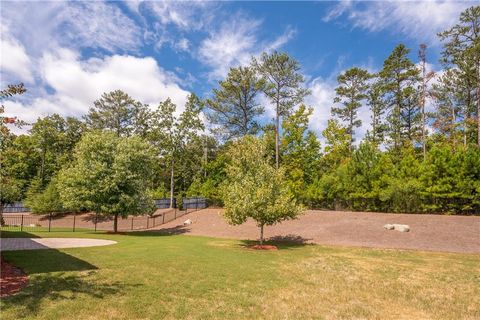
[{"x1": 1, "y1": 0, "x2": 475, "y2": 140}]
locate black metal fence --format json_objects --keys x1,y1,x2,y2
[
  {"x1": 1, "y1": 201, "x2": 208, "y2": 233},
  {"x1": 3, "y1": 202, "x2": 30, "y2": 213},
  {"x1": 183, "y1": 197, "x2": 208, "y2": 209},
  {"x1": 154, "y1": 198, "x2": 175, "y2": 209}
]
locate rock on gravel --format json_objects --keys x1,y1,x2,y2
[
  {"x1": 184, "y1": 219, "x2": 192, "y2": 225},
  {"x1": 384, "y1": 224, "x2": 410, "y2": 232}
]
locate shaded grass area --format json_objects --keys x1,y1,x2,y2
[{"x1": 1, "y1": 230, "x2": 479, "y2": 320}]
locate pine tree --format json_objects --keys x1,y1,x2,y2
[
  {"x1": 431, "y1": 69, "x2": 463, "y2": 148},
  {"x1": 253, "y1": 51, "x2": 310, "y2": 168},
  {"x1": 379, "y1": 44, "x2": 420, "y2": 150},
  {"x1": 86, "y1": 90, "x2": 151, "y2": 137},
  {"x1": 205, "y1": 66, "x2": 266, "y2": 140},
  {"x1": 418, "y1": 44, "x2": 436, "y2": 159},
  {"x1": 332, "y1": 67, "x2": 371, "y2": 151},
  {"x1": 366, "y1": 78, "x2": 388, "y2": 147},
  {"x1": 438, "y1": 6, "x2": 480, "y2": 146}
]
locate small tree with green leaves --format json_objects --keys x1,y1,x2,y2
[
  {"x1": 24, "y1": 178, "x2": 64, "y2": 215},
  {"x1": 57, "y1": 131, "x2": 156, "y2": 232},
  {"x1": 222, "y1": 136, "x2": 303, "y2": 245}
]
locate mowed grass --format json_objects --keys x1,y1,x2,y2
[{"x1": 0, "y1": 230, "x2": 479, "y2": 320}]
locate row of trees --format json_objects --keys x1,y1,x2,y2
[{"x1": 1, "y1": 6, "x2": 479, "y2": 232}]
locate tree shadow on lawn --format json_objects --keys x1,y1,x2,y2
[
  {"x1": 115, "y1": 225, "x2": 192, "y2": 237},
  {"x1": 1, "y1": 240, "x2": 138, "y2": 316},
  {"x1": 2, "y1": 249, "x2": 98, "y2": 274},
  {"x1": 0, "y1": 230, "x2": 41, "y2": 238},
  {"x1": 1, "y1": 271, "x2": 133, "y2": 317},
  {"x1": 239, "y1": 234, "x2": 314, "y2": 250}
]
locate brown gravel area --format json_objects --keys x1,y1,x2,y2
[{"x1": 154, "y1": 209, "x2": 480, "y2": 254}]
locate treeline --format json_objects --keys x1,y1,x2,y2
[{"x1": 1, "y1": 6, "x2": 479, "y2": 216}]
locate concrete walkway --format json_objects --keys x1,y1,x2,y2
[{"x1": 0, "y1": 238, "x2": 117, "y2": 251}]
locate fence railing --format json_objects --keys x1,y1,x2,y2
[
  {"x1": 182, "y1": 197, "x2": 208, "y2": 209},
  {"x1": 0, "y1": 204, "x2": 207, "y2": 233},
  {"x1": 154, "y1": 198, "x2": 175, "y2": 209},
  {"x1": 3, "y1": 202, "x2": 30, "y2": 213}
]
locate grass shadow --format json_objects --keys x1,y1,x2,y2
[
  {"x1": 128, "y1": 225, "x2": 191, "y2": 237},
  {"x1": 0, "y1": 230, "x2": 41, "y2": 239},
  {"x1": 1, "y1": 271, "x2": 134, "y2": 317},
  {"x1": 239, "y1": 234, "x2": 313, "y2": 250},
  {"x1": 2, "y1": 249, "x2": 98, "y2": 274}
]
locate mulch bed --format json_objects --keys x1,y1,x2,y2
[
  {"x1": 248, "y1": 245, "x2": 278, "y2": 251},
  {"x1": 1, "y1": 257, "x2": 28, "y2": 297}
]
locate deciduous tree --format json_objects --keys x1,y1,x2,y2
[
  {"x1": 222, "y1": 136, "x2": 302, "y2": 244},
  {"x1": 57, "y1": 131, "x2": 156, "y2": 232}
]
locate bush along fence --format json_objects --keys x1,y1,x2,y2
[{"x1": 1, "y1": 197, "x2": 209, "y2": 233}]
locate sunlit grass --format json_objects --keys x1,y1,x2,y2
[{"x1": 1, "y1": 230, "x2": 479, "y2": 319}]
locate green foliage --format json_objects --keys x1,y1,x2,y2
[
  {"x1": 379, "y1": 44, "x2": 421, "y2": 150},
  {"x1": 332, "y1": 67, "x2": 371, "y2": 149},
  {"x1": 206, "y1": 66, "x2": 266, "y2": 139},
  {"x1": 222, "y1": 136, "x2": 303, "y2": 243},
  {"x1": 57, "y1": 131, "x2": 156, "y2": 232},
  {"x1": 281, "y1": 105, "x2": 321, "y2": 201},
  {"x1": 85, "y1": 90, "x2": 150, "y2": 137},
  {"x1": 253, "y1": 51, "x2": 310, "y2": 168},
  {"x1": 24, "y1": 178, "x2": 64, "y2": 214}
]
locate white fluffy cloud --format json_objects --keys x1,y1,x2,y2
[
  {"x1": 1, "y1": 1, "x2": 141, "y2": 55},
  {"x1": 324, "y1": 1, "x2": 472, "y2": 43},
  {"x1": 0, "y1": 27, "x2": 33, "y2": 83},
  {"x1": 3, "y1": 49, "x2": 189, "y2": 125},
  {"x1": 198, "y1": 16, "x2": 296, "y2": 80}
]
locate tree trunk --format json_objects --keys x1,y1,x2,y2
[
  {"x1": 170, "y1": 158, "x2": 175, "y2": 208},
  {"x1": 275, "y1": 101, "x2": 280, "y2": 169},
  {"x1": 477, "y1": 63, "x2": 480, "y2": 147},
  {"x1": 41, "y1": 148, "x2": 46, "y2": 185},
  {"x1": 113, "y1": 213, "x2": 118, "y2": 233},
  {"x1": 0, "y1": 203, "x2": 4, "y2": 227},
  {"x1": 259, "y1": 224, "x2": 264, "y2": 245}
]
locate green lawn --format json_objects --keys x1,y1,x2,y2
[{"x1": 1, "y1": 230, "x2": 479, "y2": 320}]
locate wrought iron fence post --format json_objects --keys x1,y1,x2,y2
[
  {"x1": 162, "y1": 213, "x2": 165, "y2": 224},
  {"x1": 131, "y1": 217, "x2": 134, "y2": 230},
  {"x1": 147, "y1": 217, "x2": 149, "y2": 229},
  {"x1": 94, "y1": 212, "x2": 98, "y2": 232},
  {"x1": 174, "y1": 207, "x2": 177, "y2": 219},
  {"x1": 73, "y1": 213, "x2": 76, "y2": 232},
  {"x1": 21, "y1": 215, "x2": 24, "y2": 231},
  {"x1": 153, "y1": 216, "x2": 156, "y2": 227},
  {"x1": 48, "y1": 213, "x2": 52, "y2": 232}
]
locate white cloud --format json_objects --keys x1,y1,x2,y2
[
  {"x1": 174, "y1": 38, "x2": 190, "y2": 52},
  {"x1": 3, "y1": 49, "x2": 190, "y2": 126},
  {"x1": 324, "y1": 1, "x2": 473, "y2": 43},
  {"x1": 59, "y1": 2, "x2": 142, "y2": 53},
  {"x1": 198, "y1": 16, "x2": 261, "y2": 79},
  {"x1": 1, "y1": 1, "x2": 142, "y2": 55},
  {"x1": 306, "y1": 77, "x2": 337, "y2": 137},
  {"x1": 147, "y1": 1, "x2": 215, "y2": 31},
  {"x1": 198, "y1": 16, "x2": 296, "y2": 80},
  {"x1": 0, "y1": 26, "x2": 34, "y2": 83}
]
